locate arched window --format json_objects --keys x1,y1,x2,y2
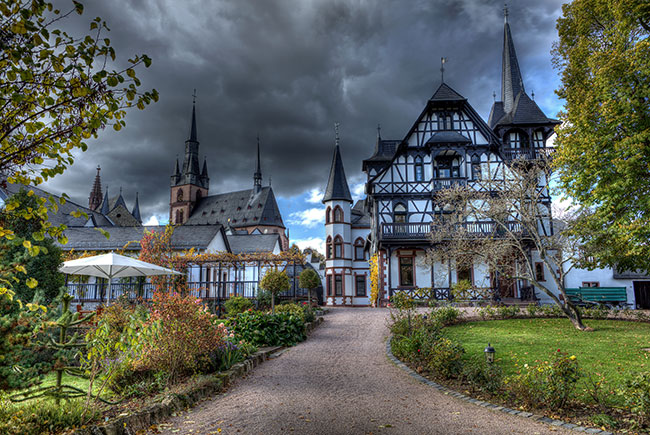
[
  {"x1": 414, "y1": 156, "x2": 424, "y2": 182},
  {"x1": 354, "y1": 238, "x2": 365, "y2": 260},
  {"x1": 333, "y1": 206, "x2": 344, "y2": 223},
  {"x1": 394, "y1": 203, "x2": 407, "y2": 223},
  {"x1": 177, "y1": 189, "x2": 184, "y2": 202},
  {"x1": 334, "y1": 235, "x2": 343, "y2": 259},
  {"x1": 471, "y1": 155, "x2": 481, "y2": 180},
  {"x1": 326, "y1": 236, "x2": 332, "y2": 259},
  {"x1": 326, "y1": 207, "x2": 332, "y2": 224}
]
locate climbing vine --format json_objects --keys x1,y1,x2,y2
[{"x1": 369, "y1": 253, "x2": 380, "y2": 307}]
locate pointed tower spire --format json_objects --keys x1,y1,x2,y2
[
  {"x1": 88, "y1": 165, "x2": 103, "y2": 211},
  {"x1": 101, "y1": 187, "x2": 110, "y2": 215},
  {"x1": 201, "y1": 157, "x2": 209, "y2": 179},
  {"x1": 501, "y1": 4, "x2": 525, "y2": 113},
  {"x1": 322, "y1": 123, "x2": 352, "y2": 203},
  {"x1": 189, "y1": 90, "x2": 198, "y2": 142},
  {"x1": 132, "y1": 192, "x2": 142, "y2": 223},
  {"x1": 254, "y1": 134, "x2": 262, "y2": 193}
]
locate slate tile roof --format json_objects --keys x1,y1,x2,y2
[
  {"x1": 226, "y1": 233, "x2": 281, "y2": 254},
  {"x1": 184, "y1": 186, "x2": 284, "y2": 228},
  {"x1": 322, "y1": 145, "x2": 352, "y2": 203}
]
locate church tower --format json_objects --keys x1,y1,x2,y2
[
  {"x1": 88, "y1": 166, "x2": 103, "y2": 211},
  {"x1": 170, "y1": 98, "x2": 209, "y2": 225},
  {"x1": 488, "y1": 7, "x2": 559, "y2": 159},
  {"x1": 323, "y1": 125, "x2": 353, "y2": 305}
]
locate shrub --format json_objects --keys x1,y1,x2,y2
[
  {"x1": 259, "y1": 268, "x2": 290, "y2": 314},
  {"x1": 0, "y1": 396, "x2": 99, "y2": 435},
  {"x1": 509, "y1": 350, "x2": 581, "y2": 409},
  {"x1": 462, "y1": 360, "x2": 504, "y2": 394},
  {"x1": 625, "y1": 372, "x2": 650, "y2": 427},
  {"x1": 391, "y1": 317, "x2": 442, "y2": 363},
  {"x1": 430, "y1": 305, "x2": 462, "y2": 326},
  {"x1": 275, "y1": 302, "x2": 305, "y2": 321},
  {"x1": 224, "y1": 296, "x2": 253, "y2": 316},
  {"x1": 538, "y1": 303, "x2": 564, "y2": 317},
  {"x1": 133, "y1": 292, "x2": 227, "y2": 381},
  {"x1": 423, "y1": 337, "x2": 465, "y2": 379},
  {"x1": 451, "y1": 279, "x2": 473, "y2": 300},
  {"x1": 256, "y1": 289, "x2": 279, "y2": 310},
  {"x1": 477, "y1": 304, "x2": 497, "y2": 320},
  {"x1": 526, "y1": 303, "x2": 539, "y2": 317},
  {"x1": 581, "y1": 304, "x2": 610, "y2": 320},
  {"x1": 302, "y1": 304, "x2": 316, "y2": 323},
  {"x1": 229, "y1": 311, "x2": 305, "y2": 347},
  {"x1": 497, "y1": 305, "x2": 519, "y2": 319}
]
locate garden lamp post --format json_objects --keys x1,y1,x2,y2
[{"x1": 484, "y1": 343, "x2": 495, "y2": 364}]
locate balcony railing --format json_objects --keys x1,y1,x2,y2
[
  {"x1": 380, "y1": 220, "x2": 525, "y2": 240},
  {"x1": 433, "y1": 177, "x2": 466, "y2": 191},
  {"x1": 503, "y1": 147, "x2": 554, "y2": 161}
]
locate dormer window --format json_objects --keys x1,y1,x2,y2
[
  {"x1": 532, "y1": 130, "x2": 544, "y2": 148},
  {"x1": 508, "y1": 131, "x2": 522, "y2": 149}
]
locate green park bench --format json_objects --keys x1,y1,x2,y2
[{"x1": 564, "y1": 287, "x2": 628, "y2": 307}]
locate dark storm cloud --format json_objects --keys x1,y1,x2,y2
[{"x1": 43, "y1": 0, "x2": 564, "y2": 220}]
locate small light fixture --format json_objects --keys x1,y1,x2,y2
[{"x1": 484, "y1": 343, "x2": 495, "y2": 364}]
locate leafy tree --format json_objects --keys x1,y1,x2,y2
[
  {"x1": 0, "y1": 189, "x2": 64, "y2": 304},
  {"x1": 552, "y1": 0, "x2": 650, "y2": 271},
  {"x1": 0, "y1": 0, "x2": 157, "y2": 303},
  {"x1": 303, "y1": 248, "x2": 325, "y2": 268},
  {"x1": 426, "y1": 161, "x2": 591, "y2": 331},
  {"x1": 298, "y1": 268, "x2": 320, "y2": 307},
  {"x1": 259, "y1": 268, "x2": 289, "y2": 314}
]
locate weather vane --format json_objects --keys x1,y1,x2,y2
[
  {"x1": 192, "y1": 88, "x2": 197, "y2": 104},
  {"x1": 441, "y1": 57, "x2": 447, "y2": 83}
]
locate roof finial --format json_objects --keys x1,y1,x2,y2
[
  {"x1": 440, "y1": 57, "x2": 447, "y2": 83},
  {"x1": 504, "y1": 3, "x2": 509, "y2": 23},
  {"x1": 334, "y1": 122, "x2": 340, "y2": 147},
  {"x1": 377, "y1": 123, "x2": 381, "y2": 139},
  {"x1": 192, "y1": 88, "x2": 197, "y2": 105},
  {"x1": 269, "y1": 176, "x2": 272, "y2": 186},
  {"x1": 531, "y1": 89, "x2": 535, "y2": 100},
  {"x1": 493, "y1": 91, "x2": 496, "y2": 101}
]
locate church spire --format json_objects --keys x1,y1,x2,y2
[
  {"x1": 501, "y1": 4, "x2": 525, "y2": 113},
  {"x1": 88, "y1": 165, "x2": 103, "y2": 211},
  {"x1": 189, "y1": 91, "x2": 198, "y2": 142},
  {"x1": 132, "y1": 192, "x2": 142, "y2": 223},
  {"x1": 322, "y1": 123, "x2": 352, "y2": 204},
  {"x1": 100, "y1": 187, "x2": 110, "y2": 215},
  {"x1": 172, "y1": 95, "x2": 208, "y2": 189},
  {"x1": 254, "y1": 135, "x2": 262, "y2": 193}
]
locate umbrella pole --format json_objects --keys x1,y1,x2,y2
[{"x1": 106, "y1": 275, "x2": 112, "y2": 307}]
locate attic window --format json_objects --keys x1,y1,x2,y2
[
  {"x1": 116, "y1": 213, "x2": 121, "y2": 218},
  {"x1": 253, "y1": 217, "x2": 258, "y2": 221},
  {"x1": 258, "y1": 204, "x2": 262, "y2": 208},
  {"x1": 247, "y1": 205, "x2": 251, "y2": 209},
  {"x1": 202, "y1": 211, "x2": 207, "y2": 215},
  {"x1": 220, "y1": 209, "x2": 225, "y2": 213},
  {"x1": 232, "y1": 219, "x2": 237, "y2": 223},
  {"x1": 237, "y1": 207, "x2": 241, "y2": 211},
  {"x1": 243, "y1": 218, "x2": 247, "y2": 222}
]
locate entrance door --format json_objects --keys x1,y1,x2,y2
[
  {"x1": 491, "y1": 267, "x2": 516, "y2": 299},
  {"x1": 634, "y1": 281, "x2": 650, "y2": 309}
]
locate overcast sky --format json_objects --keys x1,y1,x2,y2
[{"x1": 42, "y1": 0, "x2": 566, "y2": 254}]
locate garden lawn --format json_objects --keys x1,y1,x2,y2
[{"x1": 444, "y1": 318, "x2": 650, "y2": 405}]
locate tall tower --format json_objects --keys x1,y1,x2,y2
[
  {"x1": 88, "y1": 166, "x2": 103, "y2": 211},
  {"x1": 170, "y1": 97, "x2": 209, "y2": 225},
  {"x1": 488, "y1": 7, "x2": 559, "y2": 152},
  {"x1": 322, "y1": 124, "x2": 353, "y2": 305}
]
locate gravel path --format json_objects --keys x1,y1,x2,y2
[{"x1": 153, "y1": 308, "x2": 569, "y2": 435}]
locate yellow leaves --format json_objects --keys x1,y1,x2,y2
[
  {"x1": 22, "y1": 240, "x2": 32, "y2": 249},
  {"x1": 25, "y1": 303, "x2": 47, "y2": 313},
  {"x1": 14, "y1": 265, "x2": 26, "y2": 274},
  {"x1": 26, "y1": 278, "x2": 38, "y2": 289}
]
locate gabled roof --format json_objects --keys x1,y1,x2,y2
[
  {"x1": 431, "y1": 83, "x2": 466, "y2": 102},
  {"x1": 184, "y1": 186, "x2": 285, "y2": 228},
  {"x1": 58, "y1": 224, "x2": 227, "y2": 251},
  {"x1": 322, "y1": 145, "x2": 352, "y2": 203},
  {"x1": 226, "y1": 233, "x2": 280, "y2": 254},
  {"x1": 351, "y1": 199, "x2": 370, "y2": 227}
]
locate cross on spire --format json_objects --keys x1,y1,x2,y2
[
  {"x1": 192, "y1": 88, "x2": 197, "y2": 104},
  {"x1": 503, "y1": 3, "x2": 509, "y2": 23}
]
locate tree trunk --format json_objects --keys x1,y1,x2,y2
[
  {"x1": 562, "y1": 302, "x2": 592, "y2": 331},
  {"x1": 271, "y1": 292, "x2": 275, "y2": 314}
]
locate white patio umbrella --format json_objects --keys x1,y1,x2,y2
[{"x1": 59, "y1": 252, "x2": 182, "y2": 305}]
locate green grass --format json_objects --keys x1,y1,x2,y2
[{"x1": 444, "y1": 318, "x2": 650, "y2": 403}]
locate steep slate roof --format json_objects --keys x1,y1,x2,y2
[
  {"x1": 431, "y1": 83, "x2": 466, "y2": 102},
  {"x1": 58, "y1": 225, "x2": 226, "y2": 251},
  {"x1": 226, "y1": 233, "x2": 280, "y2": 254},
  {"x1": 501, "y1": 18, "x2": 524, "y2": 114},
  {"x1": 322, "y1": 145, "x2": 352, "y2": 203},
  {"x1": 184, "y1": 186, "x2": 285, "y2": 228},
  {"x1": 427, "y1": 131, "x2": 472, "y2": 145}
]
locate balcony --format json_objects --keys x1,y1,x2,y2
[
  {"x1": 432, "y1": 177, "x2": 466, "y2": 191},
  {"x1": 503, "y1": 147, "x2": 554, "y2": 161},
  {"x1": 380, "y1": 220, "x2": 525, "y2": 240}
]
